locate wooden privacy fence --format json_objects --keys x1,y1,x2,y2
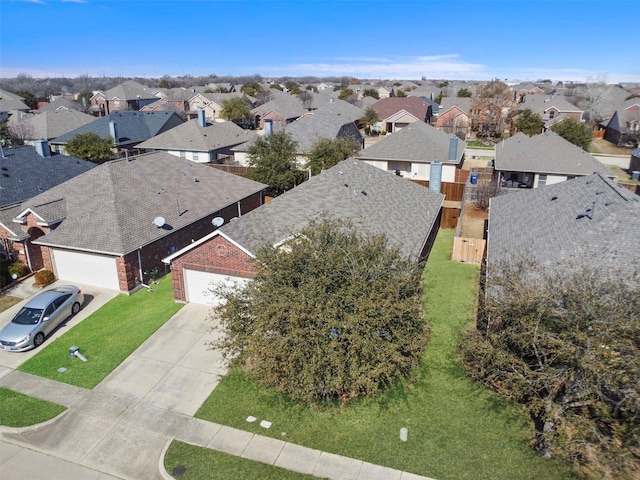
[
  {"x1": 410, "y1": 180, "x2": 465, "y2": 202},
  {"x1": 451, "y1": 237, "x2": 486, "y2": 265}
]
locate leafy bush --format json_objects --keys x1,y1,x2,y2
[
  {"x1": 34, "y1": 269, "x2": 55, "y2": 286},
  {"x1": 461, "y1": 258, "x2": 640, "y2": 479},
  {"x1": 8, "y1": 262, "x2": 29, "y2": 279}
]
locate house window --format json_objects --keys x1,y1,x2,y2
[
  {"x1": 192, "y1": 152, "x2": 199, "y2": 161},
  {"x1": 179, "y1": 151, "x2": 186, "y2": 158},
  {"x1": 549, "y1": 110, "x2": 555, "y2": 119},
  {"x1": 538, "y1": 174, "x2": 547, "y2": 187},
  {"x1": 114, "y1": 100, "x2": 120, "y2": 107}
]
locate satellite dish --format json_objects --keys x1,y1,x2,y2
[
  {"x1": 153, "y1": 216, "x2": 166, "y2": 228},
  {"x1": 212, "y1": 216, "x2": 224, "y2": 227}
]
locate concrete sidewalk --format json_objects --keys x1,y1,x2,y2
[{"x1": 0, "y1": 303, "x2": 435, "y2": 480}]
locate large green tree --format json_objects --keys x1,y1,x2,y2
[
  {"x1": 305, "y1": 138, "x2": 359, "y2": 176},
  {"x1": 240, "y1": 82, "x2": 264, "y2": 98},
  {"x1": 246, "y1": 131, "x2": 302, "y2": 197},
  {"x1": 220, "y1": 96, "x2": 252, "y2": 123},
  {"x1": 515, "y1": 108, "x2": 543, "y2": 136},
  {"x1": 362, "y1": 88, "x2": 379, "y2": 99},
  {"x1": 551, "y1": 117, "x2": 593, "y2": 150},
  {"x1": 65, "y1": 132, "x2": 113, "y2": 163},
  {"x1": 461, "y1": 258, "x2": 640, "y2": 479},
  {"x1": 215, "y1": 216, "x2": 427, "y2": 404},
  {"x1": 15, "y1": 90, "x2": 38, "y2": 109},
  {"x1": 360, "y1": 106, "x2": 380, "y2": 136}
]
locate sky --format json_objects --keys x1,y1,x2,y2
[{"x1": 1, "y1": 0, "x2": 638, "y2": 83}]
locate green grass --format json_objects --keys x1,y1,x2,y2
[
  {"x1": 185, "y1": 230, "x2": 576, "y2": 480},
  {"x1": 0, "y1": 387, "x2": 66, "y2": 427},
  {"x1": 164, "y1": 441, "x2": 316, "y2": 479},
  {"x1": 608, "y1": 165, "x2": 640, "y2": 184},
  {"x1": 17, "y1": 275, "x2": 183, "y2": 389},
  {"x1": 465, "y1": 140, "x2": 495, "y2": 149}
]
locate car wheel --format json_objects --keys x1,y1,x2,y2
[
  {"x1": 72, "y1": 302, "x2": 81, "y2": 315},
  {"x1": 34, "y1": 332, "x2": 45, "y2": 347}
]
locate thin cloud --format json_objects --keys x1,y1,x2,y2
[{"x1": 61, "y1": 0, "x2": 88, "y2": 3}]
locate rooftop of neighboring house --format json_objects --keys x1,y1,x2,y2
[
  {"x1": 51, "y1": 111, "x2": 184, "y2": 147},
  {"x1": 217, "y1": 158, "x2": 444, "y2": 261},
  {"x1": 487, "y1": 173, "x2": 640, "y2": 269},
  {"x1": 251, "y1": 92, "x2": 307, "y2": 119},
  {"x1": 438, "y1": 97, "x2": 473, "y2": 114},
  {"x1": 5, "y1": 151, "x2": 266, "y2": 255},
  {"x1": 284, "y1": 112, "x2": 362, "y2": 153},
  {"x1": 518, "y1": 93, "x2": 583, "y2": 114},
  {"x1": 0, "y1": 89, "x2": 30, "y2": 112},
  {"x1": 137, "y1": 118, "x2": 257, "y2": 152},
  {"x1": 9, "y1": 109, "x2": 96, "y2": 140},
  {"x1": 359, "y1": 120, "x2": 465, "y2": 164},
  {"x1": 0, "y1": 144, "x2": 97, "y2": 207},
  {"x1": 36, "y1": 97, "x2": 85, "y2": 113},
  {"x1": 102, "y1": 80, "x2": 156, "y2": 100},
  {"x1": 495, "y1": 131, "x2": 612, "y2": 177},
  {"x1": 371, "y1": 97, "x2": 430, "y2": 122}
]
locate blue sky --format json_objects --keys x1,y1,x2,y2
[{"x1": 1, "y1": 0, "x2": 638, "y2": 83}]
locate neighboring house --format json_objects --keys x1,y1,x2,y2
[
  {"x1": 494, "y1": 131, "x2": 613, "y2": 189},
  {"x1": 162, "y1": 158, "x2": 444, "y2": 305},
  {"x1": 36, "y1": 97, "x2": 85, "y2": 113},
  {"x1": 251, "y1": 93, "x2": 306, "y2": 130},
  {"x1": 0, "y1": 88, "x2": 30, "y2": 122},
  {"x1": 0, "y1": 152, "x2": 266, "y2": 290},
  {"x1": 50, "y1": 111, "x2": 184, "y2": 155},
  {"x1": 0, "y1": 143, "x2": 97, "y2": 258},
  {"x1": 89, "y1": 80, "x2": 157, "y2": 116},
  {"x1": 470, "y1": 98, "x2": 511, "y2": 137},
  {"x1": 603, "y1": 100, "x2": 640, "y2": 148},
  {"x1": 359, "y1": 121, "x2": 465, "y2": 182},
  {"x1": 187, "y1": 92, "x2": 254, "y2": 122},
  {"x1": 487, "y1": 173, "x2": 640, "y2": 273},
  {"x1": 436, "y1": 97, "x2": 472, "y2": 138},
  {"x1": 517, "y1": 93, "x2": 584, "y2": 129},
  {"x1": 136, "y1": 114, "x2": 257, "y2": 164},
  {"x1": 8, "y1": 109, "x2": 96, "y2": 144},
  {"x1": 630, "y1": 147, "x2": 640, "y2": 172},
  {"x1": 512, "y1": 83, "x2": 545, "y2": 102},
  {"x1": 371, "y1": 97, "x2": 431, "y2": 133}
]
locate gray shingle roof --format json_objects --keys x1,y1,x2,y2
[
  {"x1": 37, "y1": 98, "x2": 84, "y2": 113},
  {"x1": 103, "y1": 80, "x2": 155, "y2": 101},
  {"x1": 51, "y1": 111, "x2": 184, "y2": 147},
  {"x1": 495, "y1": 131, "x2": 612, "y2": 177},
  {"x1": 251, "y1": 93, "x2": 306, "y2": 119},
  {"x1": 17, "y1": 152, "x2": 266, "y2": 255},
  {"x1": 10, "y1": 110, "x2": 96, "y2": 140},
  {"x1": 136, "y1": 119, "x2": 257, "y2": 152},
  {"x1": 284, "y1": 112, "x2": 362, "y2": 153},
  {"x1": 359, "y1": 121, "x2": 466, "y2": 164},
  {"x1": 220, "y1": 158, "x2": 444, "y2": 260},
  {"x1": 518, "y1": 94, "x2": 582, "y2": 115},
  {"x1": 487, "y1": 173, "x2": 640, "y2": 269},
  {"x1": 438, "y1": 97, "x2": 472, "y2": 114},
  {"x1": 0, "y1": 89, "x2": 30, "y2": 112},
  {"x1": 0, "y1": 145, "x2": 97, "y2": 207}
]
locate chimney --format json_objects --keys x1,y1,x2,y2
[
  {"x1": 448, "y1": 136, "x2": 458, "y2": 161},
  {"x1": 264, "y1": 119, "x2": 273, "y2": 136},
  {"x1": 34, "y1": 139, "x2": 51, "y2": 158},
  {"x1": 109, "y1": 120, "x2": 118, "y2": 145},
  {"x1": 429, "y1": 161, "x2": 443, "y2": 194},
  {"x1": 197, "y1": 109, "x2": 206, "y2": 128}
]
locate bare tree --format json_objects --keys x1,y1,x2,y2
[{"x1": 9, "y1": 118, "x2": 35, "y2": 145}]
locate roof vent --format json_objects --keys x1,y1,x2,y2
[
  {"x1": 604, "y1": 200, "x2": 614, "y2": 206},
  {"x1": 551, "y1": 195, "x2": 558, "y2": 201},
  {"x1": 595, "y1": 190, "x2": 604, "y2": 195},
  {"x1": 586, "y1": 179, "x2": 593, "y2": 184},
  {"x1": 193, "y1": 176, "x2": 199, "y2": 183}
]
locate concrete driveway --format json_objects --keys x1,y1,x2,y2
[{"x1": 0, "y1": 281, "x2": 118, "y2": 372}]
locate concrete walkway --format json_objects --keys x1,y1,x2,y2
[{"x1": 0, "y1": 302, "x2": 435, "y2": 480}]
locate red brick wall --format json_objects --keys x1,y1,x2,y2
[{"x1": 170, "y1": 235, "x2": 256, "y2": 302}]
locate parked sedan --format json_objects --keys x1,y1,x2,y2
[{"x1": 0, "y1": 285, "x2": 84, "y2": 352}]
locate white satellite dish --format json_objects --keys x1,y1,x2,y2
[
  {"x1": 153, "y1": 216, "x2": 166, "y2": 228},
  {"x1": 212, "y1": 216, "x2": 224, "y2": 227}
]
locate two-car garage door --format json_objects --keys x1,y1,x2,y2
[
  {"x1": 184, "y1": 269, "x2": 249, "y2": 306},
  {"x1": 51, "y1": 249, "x2": 120, "y2": 291}
]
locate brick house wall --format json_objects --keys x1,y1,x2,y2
[{"x1": 169, "y1": 235, "x2": 257, "y2": 302}]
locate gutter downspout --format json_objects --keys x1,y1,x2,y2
[
  {"x1": 137, "y1": 249, "x2": 152, "y2": 291},
  {"x1": 23, "y1": 240, "x2": 32, "y2": 272}
]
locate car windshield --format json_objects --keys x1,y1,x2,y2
[{"x1": 12, "y1": 307, "x2": 44, "y2": 325}]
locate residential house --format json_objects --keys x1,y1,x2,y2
[
  {"x1": 630, "y1": 147, "x2": 640, "y2": 173},
  {"x1": 371, "y1": 97, "x2": 431, "y2": 133},
  {"x1": 88, "y1": 80, "x2": 157, "y2": 116},
  {"x1": 187, "y1": 92, "x2": 254, "y2": 122},
  {"x1": 0, "y1": 89, "x2": 30, "y2": 122},
  {"x1": 517, "y1": 93, "x2": 584, "y2": 130},
  {"x1": 494, "y1": 131, "x2": 612, "y2": 189},
  {"x1": 0, "y1": 143, "x2": 97, "y2": 259},
  {"x1": 8, "y1": 109, "x2": 96, "y2": 144},
  {"x1": 436, "y1": 97, "x2": 472, "y2": 138},
  {"x1": 251, "y1": 93, "x2": 306, "y2": 130},
  {"x1": 487, "y1": 173, "x2": 640, "y2": 273},
  {"x1": 37, "y1": 97, "x2": 85, "y2": 113},
  {"x1": 359, "y1": 121, "x2": 465, "y2": 182},
  {"x1": 136, "y1": 113, "x2": 257, "y2": 164},
  {"x1": 50, "y1": 111, "x2": 184, "y2": 156},
  {"x1": 603, "y1": 99, "x2": 640, "y2": 148},
  {"x1": 512, "y1": 82, "x2": 545, "y2": 103},
  {"x1": 0, "y1": 152, "x2": 266, "y2": 291},
  {"x1": 162, "y1": 158, "x2": 444, "y2": 305}
]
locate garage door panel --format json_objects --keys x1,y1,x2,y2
[
  {"x1": 184, "y1": 269, "x2": 248, "y2": 306},
  {"x1": 52, "y1": 250, "x2": 120, "y2": 290}
]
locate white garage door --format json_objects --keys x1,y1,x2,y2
[
  {"x1": 52, "y1": 249, "x2": 120, "y2": 290},
  {"x1": 184, "y1": 269, "x2": 248, "y2": 306}
]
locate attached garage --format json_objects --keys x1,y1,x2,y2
[
  {"x1": 51, "y1": 249, "x2": 120, "y2": 290},
  {"x1": 184, "y1": 269, "x2": 248, "y2": 306}
]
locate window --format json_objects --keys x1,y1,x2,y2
[
  {"x1": 192, "y1": 152, "x2": 199, "y2": 161},
  {"x1": 179, "y1": 151, "x2": 185, "y2": 158},
  {"x1": 538, "y1": 174, "x2": 547, "y2": 187},
  {"x1": 114, "y1": 100, "x2": 120, "y2": 107},
  {"x1": 548, "y1": 110, "x2": 555, "y2": 119}
]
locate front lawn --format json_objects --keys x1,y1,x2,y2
[
  {"x1": 0, "y1": 387, "x2": 66, "y2": 427},
  {"x1": 179, "y1": 230, "x2": 575, "y2": 480},
  {"x1": 18, "y1": 275, "x2": 182, "y2": 389}
]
